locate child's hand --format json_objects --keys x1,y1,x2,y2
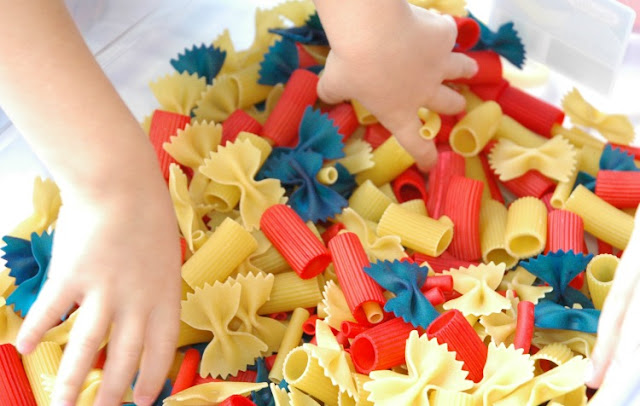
[
  {"x1": 314, "y1": 1, "x2": 478, "y2": 171},
  {"x1": 586, "y1": 210, "x2": 640, "y2": 405},
  {"x1": 16, "y1": 186, "x2": 182, "y2": 406}
]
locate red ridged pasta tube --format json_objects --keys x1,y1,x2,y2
[
  {"x1": 261, "y1": 69, "x2": 319, "y2": 146},
  {"x1": 171, "y1": 348, "x2": 200, "y2": 395},
  {"x1": 221, "y1": 109, "x2": 263, "y2": 145},
  {"x1": 321, "y1": 222, "x2": 345, "y2": 246},
  {"x1": 392, "y1": 167, "x2": 428, "y2": 204},
  {"x1": 453, "y1": 51, "x2": 502, "y2": 85},
  {"x1": 427, "y1": 151, "x2": 466, "y2": 218},
  {"x1": 598, "y1": 240, "x2": 614, "y2": 255},
  {"x1": 296, "y1": 43, "x2": 318, "y2": 68},
  {"x1": 328, "y1": 232, "x2": 387, "y2": 325},
  {"x1": 150, "y1": 109, "x2": 191, "y2": 181},
  {"x1": 219, "y1": 395, "x2": 255, "y2": 405},
  {"x1": 341, "y1": 321, "x2": 370, "y2": 338},
  {"x1": 426, "y1": 309, "x2": 487, "y2": 383},
  {"x1": 0, "y1": 344, "x2": 37, "y2": 406},
  {"x1": 541, "y1": 192, "x2": 554, "y2": 212},
  {"x1": 569, "y1": 272, "x2": 585, "y2": 290},
  {"x1": 610, "y1": 143, "x2": 640, "y2": 159},
  {"x1": 228, "y1": 370, "x2": 258, "y2": 383},
  {"x1": 413, "y1": 252, "x2": 479, "y2": 273},
  {"x1": 435, "y1": 115, "x2": 457, "y2": 145},
  {"x1": 546, "y1": 210, "x2": 584, "y2": 254},
  {"x1": 422, "y1": 275, "x2": 454, "y2": 292},
  {"x1": 444, "y1": 176, "x2": 484, "y2": 261},
  {"x1": 479, "y1": 154, "x2": 505, "y2": 203},
  {"x1": 328, "y1": 103, "x2": 359, "y2": 141},
  {"x1": 303, "y1": 315, "x2": 320, "y2": 336},
  {"x1": 514, "y1": 301, "x2": 535, "y2": 354},
  {"x1": 364, "y1": 123, "x2": 392, "y2": 149},
  {"x1": 424, "y1": 287, "x2": 446, "y2": 306},
  {"x1": 350, "y1": 318, "x2": 415, "y2": 374},
  {"x1": 470, "y1": 79, "x2": 510, "y2": 101},
  {"x1": 496, "y1": 85, "x2": 565, "y2": 137},
  {"x1": 260, "y1": 204, "x2": 331, "y2": 279},
  {"x1": 453, "y1": 17, "x2": 481, "y2": 51},
  {"x1": 501, "y1": 170, "x2": 556, "y2": 198},
  {"x1": 596, "y1": 170, "x2": 640, "y2": 208}
]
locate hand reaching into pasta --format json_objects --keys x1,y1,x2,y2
[{"x1": 313, "y1": 0, "x2": 478, "y2": 171}]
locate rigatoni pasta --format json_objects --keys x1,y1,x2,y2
[
  {"x1": 450, "y1": 101, "x2": 501, "y2": 157},
  {"x1": 348, "y1": 180, "x2": 393, "y2": 223},
  {"x1": 355, "y1": 136, "x2": 415, "y2": 186},
  {"x1": 258, "y1": 272, "x2": 323, "y2": 315},
  {"x1": 22, "y1": 342, "x2": 62, "y2": 406},
  {"x1": 351, "y1": 99, "x2": 377, "y2": 125},
  {"x1": 417, "y1": 107, "x2": 442, "y2": 140},
  {"x1": 505, "y1": 197, "x2": 547, "y2": 259},
  {"x1": 586, "y1": 254, "x2": 619, "y2": 310},
  {"x1": 269, "y1": 308, "x2": 310, "y2": 383},
  {"x1": 480, "y1": 199, "x2": 517, "y2": 268}
]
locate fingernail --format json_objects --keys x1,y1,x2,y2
[
  {"x1": 584, "y1": 360, "x2": 595, "y2": 383},
  {"x1": 16, "y1": 340, "x2": 33, "y2": 354}
]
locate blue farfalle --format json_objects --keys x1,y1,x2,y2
[
  {"x1": 296, "y1": 107, "x2": 345, "y2": 160},
  {"x1": 269, "y1": 12, "x2": 328, "y2": 46},
  {"x1": 3, "y1": 231, "x2": 54, "y2": 317},
  {"x1": 520, "y1": 250, "x2": 594, "y2": 309},
  {"x1": 470, "y1": 14, "x2": 526, "y2": 68},
  {"x1": 170, "y1": 44, "x2": 226, "y2": 85},
  {"x1": 574, "y1": 171, "x2": 596, "y2": 192},
  {"x1": 258, "y1": 38, "x2": 299, "y2": 86},
  {"x1": 330, "y1": 163, "x2": 357, "y2": 200},
  {"x1": 252, "y1": 358, "x2": 274, "y2": 406},
  {"x1": 534, "y1": 299, "x2": 600, "y2": 333},
  {"x1": 600, "y1": 144, "x2": 640, "y2": 172},
  {"x1": 363, "y1": 260, "x2": 440, "y2": 328}
]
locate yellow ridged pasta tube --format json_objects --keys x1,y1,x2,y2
[
  {"x1": 252, "y1": 246, "x2": 291, "y2": 275},
  {"x1": 461, "y1": 88, "x2": 484, "y2": 112},
  {"x1": 399, "y1": 199, "x2": 428, "y2": 216},
  {"x1": 283, "y1": 346, "x2": 340, "y2": 405},
  {"x1": 377, "y1": 204, "x2": 453, "y2": 256},
  {"x1": 429, "y1": 389, "x2": 474, "y2": 406},
  {"x1": 23, "y1": 341, "x2": 63, "y2": 406},
  {"x1": 496, "y1": 116, "x2": 546, "y2": 148},
  {"x1": 465, "y1": 156, "x2": 492, "y2": 201},
  {"x1": 355, "y1": 137, "x2": 415, "y2": 186},
  {"x1": 551, "y1": 165, "x2": 579, "y2": 209},
  {"x1": 378, "y1": 183, "x2": 398, "y2": 203},
  {"x1": 564, "y1": 185, "x2": 634, "y2": 250},
  {"x1": 317, "y1": 166, "x2": 339, "y2": 185},
  {"x1": 203, "y1": 181, "x2": 241, "y2": 212},
  {"x1": 417, "y1": 107, "x2": 442, "y2": 140},
  {"x1": 258, "y1": 272, "x2": 323, "y2": 315},
  {"x1": 269, "y1": 308, "x2": 310, "y2": 383},
  {"x1": 480, "y1": 200, "x2": 518, "y2": 268},
  {"x1": 551, "y1": 124, "x2": 605, "y2": 151},
  {"x1": 230, "y1": 63, "x2": 273, "y2": 108},
  {"x1": 351, "y1": 99, "x2": 377, "y2": 125},
  {"x1": 236, "y1": 131, "x2": 272, "y2": 167},
  {"x1": 450, "y1": 101, "x2": 502, "y2": 157},
  {"x1": 348, "y1": 180, "x2": 394, "y2": 222},
  {"x1": 578, "y1": 145, "x2": 603, "y2": 177},
  {"x1": 505, "y1": 197, "x2": 548, "y2": 259},
  {"x1": 353, "y1": 373, "x2": 374, "y2": 406},
  {"x1": 586, "y1": 254, "x2": 619, "y2": 310},
  {"x1": 182, "y1": 217, "x2": 257, "y2": 289}
]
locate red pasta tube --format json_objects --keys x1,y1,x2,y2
[
  {"x1": 413, "y1": 252, "x2": 479, "y2": 273},
  {"x1": 514, "y1": 301, "x2": 535, "y2": 354},
  {"x1": 350, "y1": 317, "x2": 415, "y2": 374},
  {"x1": 269, "y1": 312, "x2": 289, "y2": 321},
  {"x1": 327, "y1": 103, "x2": 360, "y2": 141},
  {"x1": 595, "y1": 170, "x2": 640, "y2": 208},
  {"x1": 364, "y1": 123, "x2": 392, "y2": 149},
  {"x1": 569, "y1": 272, "x2": 585, "y2": 290},
  {"x1": 228, "y1": 369, "x2": 258, "y2": 383},
  {"x1": 341, "y1": 321, "x2": 370, "y2": 338},
  {"x1": 453, "y1": 51, "x2": 503, "y2": 85},
  {"x1": 303, "y1": 315, "x2": 320, "y2": 336},
  {"x1": 94, "y1": 347, "x2": 107, "y2": 370},
  {"x1": 546, "y1": 210, "x2": 585, "y2": 254},
  {"x1": 422, "y1": 275, "x2": 454, "y2": 292},
  {"x1": 426, "y1": 309, "x2": 487, "y2": 383},
  {"x1": 149, "y1": 109, "x2": 192, "y2": 181},
  {"x1": 265, "y1": 354, "x2": 278, "y2": 371},
  {"x1": 171, "y1": 348, "x2": 200, "y2": 395},
  {"x1": 444, "y1": 176, "x2": 484, "y2": 261},
  {"x1": 0, "y1": 344, "x2": 37, "y2": 406},
  {"x1": 219, "y1": 395, "x2": 256, "y2": 406},
  {"x1": 541, "y1": 192, "x2": 555, "y2": 212},
  {"x1": 261, "y1": 69, "x2": 319, "y2": 147},
  {"x1": 427, "y1": 151, "x2": 466, "y2": 218},
  {"x1": 321, "y1": 222, "x2": 345, "y2": 246},
  {"x1": 496, "y1": 85, "x2": 565, "y2": 137},
  {"x1": 479, "y1": 154, "x2": 505, "y2": 203},
  {"x1": 424, "y1": 287, "x2": 446, "y2": 306},
  {"x1": 260, "y1": 204, "x2": 332, "y2": 279},
  {"x1": 501, "y1": 170, "x2": 556, "y2": 198},
  {"x1": 470, "y1": 78, "x2": 510, "y2": 101},
  {"x1": 221, "y1": 109, "x2": 263, "y2": 145},
  {"x1": 391, "y1": 166, "x2": 428, "y2": 204},
  {"x1": 598, "y1": 239, "x2": 614, "y2": 255},
  {"x1": 296, "y1": 42, "x2": 318, "y2": 69},
  {"x1": 328, "y1": 232, "x2": 387, "y2": 325},
  {"x1": 435, "y1": 114, "x2": 457, "y2": 145},
  {"x1": 453, "y1": 17, "x2": 481, "y2": 51}
]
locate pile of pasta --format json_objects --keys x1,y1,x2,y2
[{"x1": 1, "y1": 0, "x2": 639, "y2": 405}]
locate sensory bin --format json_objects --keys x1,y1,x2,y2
[{"x1": 1, "y1": 1, "x2": 639, "y2": 405}]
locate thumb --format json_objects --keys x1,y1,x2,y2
[
  {"x1": 391, "y1": 117, "x2": 438, "y2": 173},
  {"x1": 316, "y1": 51, "x2": 348, "y2": 105}
]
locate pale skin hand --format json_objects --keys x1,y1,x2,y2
[
  {"x1": 586, "y1": 209, "x2": 640, "y2": 405},
  {"x1": 313, "y1": 0, "x2": 478, "y2": 171},
  {"x1": 0, "y1": 1, "x2": 181, "y2": 405}
]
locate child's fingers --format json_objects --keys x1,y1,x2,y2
[
  {"x1": 392, "y1": 118, "x2": 438, "y2": 172},
  {"x1": 426, "y1": 84, "x2": 466, "y2": 115},
  {"x1": 316, "y1": 53, "x2": 348, "y2": 105},
  {"x1": 443, "y1": 52, "x2": 478, "y2": 81},
  {"x1": 52, "y1": 293, "x2": 111, "y2": 406}
]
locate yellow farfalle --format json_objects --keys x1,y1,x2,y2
[
  {"x1": 10, "y1": 177, "x2": 61, "y2": 240},
  {"x1": 562, "y1": 88, "x2": 635, "y2": 145},
  {"x1": 479, "y1": 291, "x2": 519, "y2": 346},
  {"x1": 489, "y1": 136, "x2": 577, "y2": 182},
  {"x1": 235, "y1": 230, "x2": 273, "y2": 276},
  {"x1": 532, "y1": 343, "x2": 574, "y2": 374},
  {"x1": 270, "y1": 0, "x2": 315, "y2": 26},
  {"x1": 200, "y1": 139, "x2": 286, "y2": 230},
  {"x1": 335, "y1": 138, "x2": 374, "y2": 175},
  {"x1": 500, "y1": 267, "x2": 552, "y2": 305},
  {"x1": 149, "y1": 71, "x2": 207, "y2": 115},
  {"x1": 0, "y1": 297, "x2": 23, "y2": 345},
  {"x1": 364, "y1": 331, "x2": 473, "y2": 406},
  {"x1": 164, "y1": 121, "x2": 222, "y2": 169},
  {"x1": 271, "y1": 383, "x2": 292, "y2": 406},
  {"x1": 549, "y1": 386, "x2": 587, "y2": 406},
  {"x1": 163, "y1": 382, "x2": 267, "y2": 405},
  {"x1": 407, "y1": 0, "x2": 467, "y2": 16},
  {"x1": 290, "y1": 387, "x2": 323, "y2": 406},
  {"x1": 42, "y1": 310, "x2": 78, "y2": 347},
  {"x1": 532, "y1": 330, "x2": 596, "y2": 358},
  {"x1": 169, "y1": 164, "x2": 207, "y2": 253},
  {"x1": 442, "y1": 263, "x2": 511, "y2": 316},
  {"x1": 193, "y1": 75, "x2": 239, "y2": 123},
  {"x1": 0, "y1": 268, "x2": 15, "y2": 299},
  {"x1": 321, "y1": 280, "x2": 357, "y2": 331},
  {"x1": 42, "y1": 370, "x2": 133, "y2": 406},
  {"x1": 246, "y1": 83, "x2": 284, "y2": 125},
  {"x1": 469, "y1": 343, "x2": 535, "y2": 406}
]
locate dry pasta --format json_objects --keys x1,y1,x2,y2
[
  {"x1": 408, "y1": 0, "x2": 467, "y2": 16},
  {"x1": 0, "y1": 297, "x2": 23, "y2": 345},
  {"x1": 351, "y1": 99, "x2": 377, "y2": 125},
  {"x1": 269, "y1": 308, "x2": 310, "y2": 383},
  {"x1": 550, "y1": 163, "x2": 578, "y2": 209},
  {"x1": 335, "y1": 138, "x2": 374, "y2": 175},
  {"x1": 500, "y1": 267, "x2": 552, "y2": 305},
  {"x1": 442, "y1": 262, "x2": 511, "y2": 316},
  {"x1": 23, "y1": 341, "x2": 62, "y2": 406},
  {"x1": 577, "y1": 144, "x2": 603, "y2": 177},
  {"x1": 465, "y1": 156, "x2": 493, "y2": 201},
  {"x1": 398, "y1": 199, "x2": 428, "y2": 216},
  {"x1": 317, "y1": 166, "x2": 339, "y2": 185},
  {"x1": 163, "y1": 382, "x2": 268, "y2": 406},
  {"x1": 586, "y1": 254, "x2": 619, "y2": 310},
  {"x1": 164, "y1": 121, "x2": 222, "y2": 169},
  {"x1": 169, "y1": 164, "x2": 208, "y2": 253},
  {"x1": 10, "y1": 177, "x2": 61, "y2": 240},
  {"x1": 258, "y1": 272, "x2": 323, "y2": 315},
  {"x1": 321, "y1": 280, "x2": 357, "y2": 331},
  {"x1": 236, "y1": 131, "x2": 273, "y2": 166},
  {"x1": 480, "y1": 199, "x2": 518, "y2": 268},
  {"x1": 450, "y1": 101, "x2": 502, "y2": 157},
  {"x1": 505, "y1": 197, "x2": 547, "y2": 259},
  {"x1": 193, "y1": 74, "x2": 239, "y2": 123},
  {"x1": 551, "y1": 124, "x2": 605, "y2": 151},
  {"x1": 149, "y1": 71, "x2": 206, "y2": 115},
  {"x1": 283, "y1": 346, "x2": 340, "y2": 405},
  {"x1": 417, "y1": 107, "x2": 441, "y2": 140},
  {"x1": 495, "y1": 116, "x2": 546, "y2": 148},
  {"x1": 532, "y1": 329, "x2": 596, "y2": 358},
  {"x1": 355, "y1": 137, "x2": 415, "y2": 186},
  {"x1": 348, "y1": 180, "x2": 394, "y2": 222}
]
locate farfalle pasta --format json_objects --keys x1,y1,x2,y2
[
  {"x1": 149, "y1": 71, "x2": 207, "y2": 115},
  {"x1": 163, "y1": 382, "x2": 268, "y2": 405},
  {"x1": 442, "y1": 263, "x2": 511, "y2": 316},
  {"x1": 169, "y1": 164, "x2": 207, "y2": 253},
  {"x1": 164, "y1": 121, "x2": 222, "y2": 170},
  {"x1": 321, "y1": 280, "x2": 357, "y2": 331},
  {"x1": 479, "y1": 291, "x2": 519, "y2": 346},
  {"x1": 0, "y1": 297, "x2": 22, "y2": 345},
  {"x1": 10, "y1": 177, "x2": 61, "y2": 240},
  {"x1": 334, "y1": 138, "x2": 374, "y2": 175},
  {"x1": 500, "y1": 267, "x2": 552, "y2": 305}
]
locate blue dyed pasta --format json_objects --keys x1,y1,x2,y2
[
  {"x1": 330, "y1": 163, "x2": 357, "y2": 200},
  {"x1": 296, "y1": 106, "x2": 345, "y2": 160},
  {"x1": 170, "y1": 44, "x2": 226, "y2": 85},
  {"x1": 534, "y1": 299, "x2": 600, "y2": 333},
  {"x1": 269, "y1": 12, "x2": 328, "y2": 46},
  {"x1": 574, "y1": 144, "x2": 640, "y2": 191},
  {"x1": 251, "y1": 358, "x2": 273, "y2": 406},
  {"x1": 258, "y1": 38, "x2": 300, "y2": 86},
  {"x1": 470, "y1": 14, "x2": 526, "y2": 68}
]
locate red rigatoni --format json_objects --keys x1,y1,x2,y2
[
  {"x1": 321, "y1": 222, "x2": 345, "y2": 246},
  {"x1": 541, "y1": 192, "x2": 555, "y2": 212},
  {"x1": 413, "y1": 252, "x2": 479, "y2": 273},
  {"x1": 546, "y1": 210, "x2": 585, "y2": 254},
  {"x1": 296, "y1": 43, "x2": 318, "y2": 69},
  {"x1": 479, "y1": 154, "x2": 505, "y2": 203},
  {"x1": 328, "y1": 232, "x2": 386, "y2": 325},
  {"x1": 150, "y1": 110, "x2": 191, "y2": 181},
  {"x1": 219, "y1": 395, "x2": 257, "y2": 406},
  {"x1": 444, "y1": 176, "x2": 484, "y2": 261},
  {"x1": 341, "y1": 321, "x2": 370, "y2": 338},
  {"x1": 327, "y1": 103, "x2": 359, "y2": 141},
  {"x1": 424, "y1": 287, "x2": 446, "y2": 306},
  {"x1": 171, "y1": 348, "x2": 201, "y2": 395},
  {"x1": 427, "y1": 151, "x2": 466, "y2": 218},
  {"x1": 392, "y1": 167, "x2": 428, "y2": 205},
  {"x1": 595, "y1": 170, "x2": 640, "y2": 208},
  {"x1": 470, "y1": 78, "x2": 510, "y2": 101},
  {"x1": 598, "y1": 240, "x2": 614, "y2": 255},
  {"x1": 453, "y1": 17, "x2": 481, "y2": 51},
  {"x1": 496, "y1": 85, "x2": 565, "y2": 137},
  {"x1": 501, "y1": 170, "x2": 556, "y2": 198},
  {"x1": 350, "y1": 318, "x2": 415, "y2": 374},
  {"x1": 514, "y1": 301, "x2": 535, "y2": 354},
  {"x1": 364, "y1": 123, "x2": 392, "y2": 149},
  {"x1": 453, "y1": 51, "x2": 502, "y2": 85},
  {"x1": 426, "y1": 309, "x2": 488, "y2": 383},
  {"x1": 422, "y1": 275, "x2": 454, "y2": 292},
  {"x1": 0, "y1": 344, "x2": 37, "y2": 406},
  {"x1": 260, "y1": 204, "x2": 331, "y2": 279},
  {"x1": 261, "y1": 69, "x2": 319, "y2": 147},
  {"x1": 221, "y1": 109, "x2": 263, "y2": 145}
]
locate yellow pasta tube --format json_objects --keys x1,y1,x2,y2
[
  {"x1": 578, "y1": 145, "x2": 603, "y2": 177},
  {"x1": 550, "y1": 164, "x2": 578, "y2": 209},
  {"x1": 429, "y1": 389, "x2": 474, "y2": 406},
  {"x1": 269, "y1": 307, "x2": 310, "y2": 383},
  {"x1": 355, "y1": 136, "x2": 415, "y2": 186},
  {"x1": 399, "y1": 199, "x2": 428, "y2": 216},
  {"x1": 564, "y1": 185, "x2": 634, "y2": 250},
  {"x1": 348, "y1": 180, "x2": 393, "y2": 222},
  {"x1": 586, "y1": 254, "x2": 619, "y2": 310},
  {"x1": 551, "y1": 124, "x2": 604, "y2": 151},
  {"x1": 204, "y1": 181, "x2": 241, "y2": 212},
  {"x1": 317, "y1": 166, "x2": 339, "y2": 185},
  {"x1": 283, "y1": 346, "x2": 340, "y2": 405},
  {"x1": 353, "y1": 373, "x2": 374, "y2": 406},
  {"x1": 505, "y1": 197, "x2": 547, "y2": 259},
  {"x1": 450, "y1": 101, "x2": 502, "y2": 157},
  {"x1": 182, "y1": 217, "x2": 257, "y2": 289},
  {"x1": 496, "y1": 116, "x2": 547, "y2": 148},
  {"x1": 461, "y1": 87, "x2": 485, "y2": 112},
  {"x1": 480, "y1": 199, "x2": 518, "y2": 268},
  {"x1": 378, "y1": 183, "x2": 398, "y2": 203},
  {"x1": 252, "y1": 245, "x2": 291, "y2": 275},
  {"x1": 417, "y1": 107, "x2": 442, "y2": 140},
  {"x1": 465, "y1": 156, "x2": 492, "y2": 201},
  {"x1": 377, "y1": 204, "x2": 453, "y2": 256},
  {"x1": 236, "y1": 131, "x2": 273, "y2": 167},
  {"x1": 351, "y1": 99, "x2": 377, "y2": 125},
  {"x1": 258, "y1": 272, "x2": 323, "y2": 315},
  {"x1": 23, "y1": 341, "x2": 63, "y2": 406},
  {"x1": 231, "y1": 63, "x2": 273, "y2": 109}
]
